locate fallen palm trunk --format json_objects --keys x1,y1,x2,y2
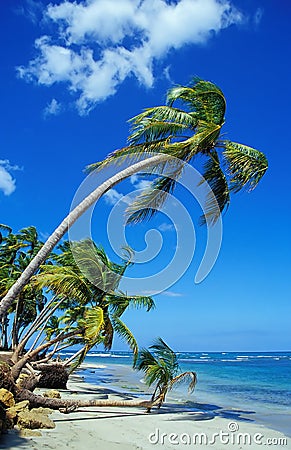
[{"x1": 16, "y1": 388, "x2": 160, "y2": 411}]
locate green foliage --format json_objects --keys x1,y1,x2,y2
[
  {"x1": 135, "y1": 338, "x2": 197, "y2": 405},
  {"x1": 87, "y1": 78, "x2": 267, "y2": 226},
  {"x1": 0, "y1": 225, "x2": 48, "y2": 349},
  {"x1": 223, "y1": 141, "x2": 268, "y2": 192},
  {"x1": 33, "y1": 239, "x2": 155, "y2": 368}
]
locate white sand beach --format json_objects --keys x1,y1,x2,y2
[{"x1": 2, "y1": 375, "x2": 290, "y2": 450}]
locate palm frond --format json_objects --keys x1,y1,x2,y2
[
  {"x1": 129, "y1": 120, "x2": 188, "y2": 145},
  {"x1": 85, "y1": 140, "x2": 169, "y2": 173},
  {"x1": 126, "y1": 295, "x2": 155, "y2": 312},
  {"x1": 70, "y1": 240, "x2": 121, "y2": 293},
  {"x1": 223, "y1": 141, "x2": 268, "y2": 192},
  {"x1": 170, "y1": 371, "x2": 197, "y2": 393},
  {"x1": 81, "y1": 306, "x2": 104, "y2": 343},
  {"x1": 125, "y1": 175, "x2": 178, "y2": 224},
  {"x1": 149, "y1": 337, "x2": 179, "y2": 375},
  {"x1": 129, "y1": 106, "x2": 198, "y2": 130},
  {"x1": 167, "y1": 79, "x2": 226, "y2": 125},
  {"x1": 111, "y1": 316, "x2": 138, "y2": 362},
  {"x1": 33, "y1": 266, "x2": 92, "y2": 304},
  {"x1": 128, "y1": 106, "x2": 198, "y2": 145},
  {"x1": 125, "y1": 161, "x2": 185, "y2": 224},
  {"x1": 199, "y1": 151, "x2": 230, "y2": 225},
  {"x1": 102, "y1": 314, "x2": 114, "y2": 351}
]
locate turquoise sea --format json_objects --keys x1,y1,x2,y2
[{"x1": 62, "y1": 350, "x2": 291, "y2": 437}]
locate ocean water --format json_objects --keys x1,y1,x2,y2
[{"x1": 62, "y1": 350, "x2": 291, "y2": 436}]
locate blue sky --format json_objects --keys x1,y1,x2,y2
[{"x1": 0, "y1": 0, "x2": 290, "y2": 351}]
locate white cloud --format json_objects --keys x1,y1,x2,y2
[
  {"x1": 130, "y1": 174, "x2": 152, "y2": 190},
  {"x1": 139, "y1": 289, "x2": 182, "y2": 297},
  {"x1": 161, "y1": 291, "x2": 183, "y2": 297},
  {"x1": 130, "y1": 174, "x2": 138, "y2": 185},
  {"x1": 134, "y1": 179, "x2": 152, "y2": 190},
  {"x1": 103, "y1": 188, "x2": 124, "y2": 205},
  {"x1": 158, "y1": 222, "x2": 174, "y2": 232},
  {"x1": 0, "y1": 160, "x2": 22, "y2": 196},
  {"x1": 44, "y1": 98, "x2": 62, "y2": 117},
  {"x1": 17, "y1": 0, "x2": 243, "y2": 114}
]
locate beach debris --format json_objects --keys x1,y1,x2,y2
[
  {"x1": 16, "y1": 373, "x2": 29, "y2": 388},
  {"x1": 20, "y1": 428, "x2": 42, "y2": 437},
  {"x1": 38, "y1": 364, "x2": 69, "y2": 389},
  {"x1": 0, "y1": 388, "x2": 15, "y2": 408},
  {"x1": 59, "y1": 405, "x2": 78, "y2": 414},
  {"x1": 6, "y1": 400, "x2": 29, "y2": 421},
  {"x1": 43, "y1": 389, "x2": 61, "y2": 399},
  {"x1": 17, "y1": 408, "x2": 55, "y2": 429}
]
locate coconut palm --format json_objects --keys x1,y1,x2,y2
[
  {"x1": 93, "y1": 78, "x2": 268, "y2": 225},
  {"x1": 0, "y1": 227, "x2": 47, "y2": 350},
  {"x1": 134, "y1": 338, "x2": 197, "y2": 411},
  {"x1": 0, "y1": 79, "x2": 268, "y2": 318},
  {"x1": 11, "y1": 239, "x2": 154, "y2": 376}
]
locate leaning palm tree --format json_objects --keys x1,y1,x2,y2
[
  {"x1": 11, "y1": 239, "x2": 154, "y2": 378},
  {"x1": 0, "y1": 79, "x2": 268, "y2": 318},
  {"x1": 134, "y1": 338, "x2": 197, "y2": 412}
]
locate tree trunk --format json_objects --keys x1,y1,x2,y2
[
  {"x1": 11, "y1": 296, "x2": 21, "y2": 350},
  {"x1": 0, "y1": 315, "x2": 9, "y2": 350},
  {"x1": 11, "y1": 330, "x2": 78, "y2": 380},
  {"x1": 16, "y1": 388, "x2": 159, "y2": 411},
  {"x1": 0, "y1": 154, "x2": 169, "y2": 320}
]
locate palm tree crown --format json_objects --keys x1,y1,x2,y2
[
  {"x1": 33, "y1": 239, "x2": 155, "y2": 367},
  {"x1": 135, "y1": 337, "x2": 197, "y2": 409},
  {"x1": 88, "y1": 79, "x2": 268, "y2": 225}
]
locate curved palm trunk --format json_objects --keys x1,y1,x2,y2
[
  {"x1": 0, "y1": 154, "x2": 169, "y2": 320},
  {"x1": 11, "y1": 330, "x2": 78, "y2": 380},
  {"x1": 16, "y1": 389, "x2": 160, "y2": 411}
]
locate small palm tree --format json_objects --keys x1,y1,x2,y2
[{"x1": 135, "y1": 338, "x2": 197, "y2": 412}]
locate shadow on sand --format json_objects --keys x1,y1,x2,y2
[
  {"x1": 161, "y1": 401, "x2": 256, "y2": 423},
  {"x1": 0, "y1": 429, "x2": 31, "y2": 449}
]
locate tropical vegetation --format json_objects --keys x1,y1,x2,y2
[
  {"x1": 0, "y1": 79, "x2": 268, "y2": 319},
  {"x1": 0, "y1": 78, "x2": 268, "y2": 419},
  {"x1": 134, "y1": 338, "x2": 197, "y2": 412}
]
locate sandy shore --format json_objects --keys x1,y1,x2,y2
[{"x1": 2, "y1": 374, "x2": 290, "y2": 450}]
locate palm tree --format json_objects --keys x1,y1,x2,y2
[
  {"x1": 0, "y1": 226, "x2": 47, "y2": 350},
  {"x1": 134, "y1": 338, "x2": 197, "y2": 412},
  {"x1": 0, "y1": 79, "x2": 268, "y2": 318},
  {"x1": 11, "y1": 239, "x2": 154, "y2": 378}
]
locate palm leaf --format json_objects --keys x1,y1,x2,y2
[
  {"x1": 128, "y1": 107, "x2": 197, "y2": 145},
  {"x1": 71, "y1": 240, "x2": 120, "y2": 293},
  {"x1": 111, "y1": 316, "x2": 138, "y2": 362},
  {"x1": 102, "y1": 314, "x2": 114, "y2": 351},
  {"x1": 149, "y1": 338, "x2": 179, "y2": 375},
  {"x1": 33, "y1": 266, "x2": 92, "y2": 304},
  {"x1": 129, "y1": 106, "x2": 198, "y2": 130},
  {"x1": 199, "y1": 151, "x2": 230, "y2": 225},
  {"x1": 82, "y1": 306, "x2": 104, "y2": 342},
  {"x1": 170, "y1": 371, "x2": 197, "y2": 393},
  {"x1": 125, "y1": 175, "x2": 178, "y2": 224},
  {"x1": 85, "y1": 140, "x2": 169, "y2": 173},
  {"x1": 223, "y1": 141, "x2": 268, "y2": 192},
  {"x1": 167, "y1": 79, "x2": 226, "y2": 125}
]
